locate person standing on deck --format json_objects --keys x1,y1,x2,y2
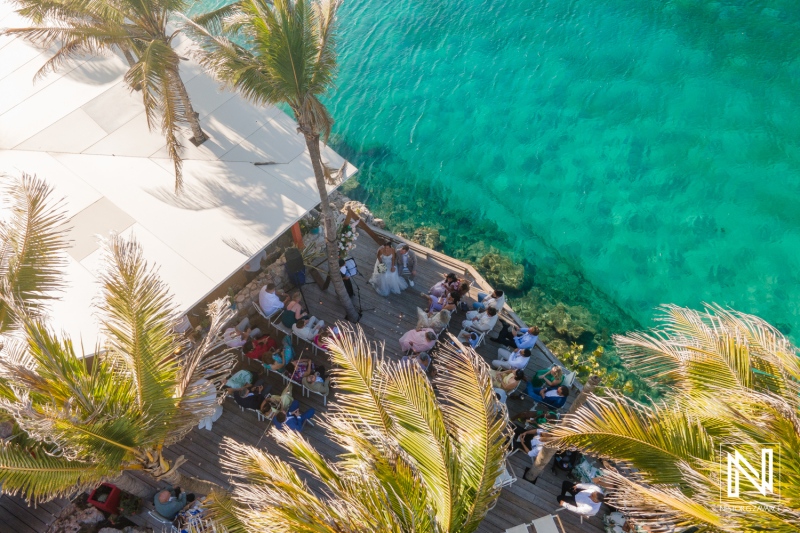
[{"x1": 395, "y1": 244, "x2": 417, "y2": 287}]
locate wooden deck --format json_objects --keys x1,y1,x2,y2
[{"x1": 2, "y1": 227, "x2": 604, "y2": 533}]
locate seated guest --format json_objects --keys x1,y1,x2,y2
[
  {"x1": 529, "y1": 384, "x2": 570, "y2": 409},
  {"x1": 302, "y1": 371, "x2": 331, "y2": 395},
  {"x1": 491, "y1": 323, "x2": 539, "y2": 350},
  {"x1": 261, "y1": 383, "x2": 293, "y2": 419},
  {"x1": 224, "y1": 369, "x2": 254, "y2": 392},
  {"x1": 529, "y1": 364, "x2": 564, "y2": 388},
  {"x1": 489, "y1": 368, "x2": 525, "y2": 393},
  {"x1": 416, "y1": 308, "x2": 451, "y2": 331},
  {"x1": 222, "y1": 317, "x2": 260, "y2": 349},
  {"x1": 234, "y1": 382, "x2": 270, "y2": 410},
  {"x1": 455, "y1": 330, "x2": 482, "y2": 349},
  {"x1": 456, "y1": 282, "x2": 470, "y2": 300},
  {"x1": 273, "y1": 400, "x2": 315, "y2": 431},
  {"x1": 259, "y1": 282, "x2": 288, "y2": 316},
  {"x1": 281, "y1": 292, "x2": 309, "y2": 328},
  {"x1": 288, "y1": 356, "x2": 314, "y2": 382},
  {"x1": 472, "y1": 289, "x2": 505, "y2": 313},
  {"x1": 154, "y1": 487, "x2": 195, "y2": 521},
  {"x1": 313, "y1": 326, "x2": 342, "y2": 351},
  {"x1": 491, "y1": 347, "x2": 531, "y2": 370},
  {"x1": 245, "y1": 334, "x2": 278, "y2": 362},
  {"x1": 511, "y1": 427, "x2": 545, "y2": 458},
  {"x1": 556, "y1": 481, "x2": 604, "y2": 517},
  {"x1": 512, "y1": 408, "x2": 558, "y2": 429},
  {"x1": 429, "y1": 273, "x2": 459, "y2": 297},
  {"x1": 424, "y1": 291, "x2": 457, "y2": 314},
  {"x1": 399, "y1": 328, "x2": 438, "y2": 353},
  {"x1": 552, "y1": 450, "x2": 581, "y2": 474},
  {"x1": 292, "y1": 317, "x2": 325, "y2": 342},
  {"x1": 461, "y1": 307, "x2": 498, "y2": 332},
  {"x1": 263, "y1": 335, "x2": 293, "y2": 372}
]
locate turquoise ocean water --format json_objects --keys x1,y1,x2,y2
[{"x1": 198, "y1": 0, "x2": 800, "y2": 335}]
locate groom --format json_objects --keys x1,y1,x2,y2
[{"x1": 395, "y1": 244, "x2": 417, "y2": 287}]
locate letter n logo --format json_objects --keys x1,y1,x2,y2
[{"x1": 727, "y1": 448, "x2": 773, "y2": 497}]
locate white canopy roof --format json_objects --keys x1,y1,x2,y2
[{"x1": 0, "y1": 2, "x2": 357, "y2": 351}]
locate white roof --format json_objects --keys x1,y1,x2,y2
[{"x1": 0, "y1": 2, "x2": 356, "y2": 352}]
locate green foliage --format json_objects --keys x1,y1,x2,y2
[
  {"x1": 545, "y1": 305, "x2": 800, "y2": 532},
  {"x1": 199, "y1": 326, "x2": 510, "y2": 533}
]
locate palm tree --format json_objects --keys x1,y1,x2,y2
[
  {"x1": 542, "y1": 305, "x2": 800, "y2": 532},
  {"x1": 0, "y1": 173, "x2": 69, "y2": 336},
  {"x1": 4, "y1": 0, "x2": 210, "y2": 191},
  {"x1": 197, "y1": 326, "x2": 510, "y2": 533},
  {"x1": 182, "y1": 0, "x2": 359, "y2": 321},
  {"x1": 0, "y1": 233, "x2": 239, "y2": 501}
]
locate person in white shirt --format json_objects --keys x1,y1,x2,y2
[
  {"x1": 259, "y1": 283, "x2": 288, "y2": 317},
  {"x1": 292, "y1": 317, "x2": 325, "y2": 342},
  {"x1": 462, "y1": 307, "x2": 498, "y2": 332},
  {"x1": 557, "y1": 481, "x2": 604, "y2": 517},
  {"x1": 492, "y1": 347, "x2": 531, "y2": 370},
  {"x1": 472, "y1": 289, "x2": 504, "y2": 313},
  {"x1": 243, "y1": 250, "x2": 267, "y2": 281}
]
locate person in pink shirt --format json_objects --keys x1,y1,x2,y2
[{"x1": 399, "y1": 328, "x2": 437, "y2": 353}]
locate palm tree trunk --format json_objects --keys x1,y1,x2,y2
[
  {"x1": 523, "y1": 374, "x2": 601, "y2": 483},
  {"x1": 173, "y1": 66, "x2": 208, "y2": 146},
  {"x1": 305, "y1": 133, "x2": 359, "y2": 322},
  {"x1": 159, "y1": 464, "x2": 221, "y2": 496},
  {"x1": 110, "y1": 471, "x2": 156, "y2": 498}
]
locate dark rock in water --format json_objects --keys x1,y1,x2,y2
[
  {"x1": 478, "y1": 253, "x2": 525, "y2": 291},
  {"x1": 412, "y1": 227, "x2": 440, "y2": 250},
  {"x1": 539, "y1": 302, "x2": 599, "y2": 342}
]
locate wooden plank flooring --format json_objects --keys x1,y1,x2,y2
[{"x1": 2, "y1": 233, "x2": 603, "y2": 533}]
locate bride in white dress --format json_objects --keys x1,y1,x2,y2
[{"x1": 369, "y1": 242, "x2": 408, "y2": 297}]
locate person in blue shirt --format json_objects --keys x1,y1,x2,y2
[
  {"x1": 153, "y1": 487, "x2": 194, "y2": 521},
  {"x1": 528, "y1": 384, "x2": 570, "y2": 409},
  {"x1": 273, "y1": 400, "x2": 315, "y2": 431},
  {"x1": 492, "y1": 322, "x2": 539, "y2": 350}
]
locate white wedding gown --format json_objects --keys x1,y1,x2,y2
[{"x1": 369, "y1": 253, "x2": 408, "y2": 296}]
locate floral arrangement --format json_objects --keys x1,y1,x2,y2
[
  {"x1": 337, "y1": 221, "x2": 359, "y2": 258},
  {"x1": 377, "y1": 262, "x2": 387, "y2": 274}
]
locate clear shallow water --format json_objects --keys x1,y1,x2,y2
[{"x1": 197, "y1": 0, "x2": 800, "y2": 334}]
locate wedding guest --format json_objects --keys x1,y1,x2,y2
[
  {"x1": 154, "y1": 488, "x2": 195, "y2": 521},
  {"x1": 234, "y1": 382, "x2": 269, "y2": 410},
  {"x1": 402, "y1": 352, "x2": 432, "y2": 374},
  {"x1": 491, "y1": 347, "x2": 531, "y2": 370},
  {"x1": 491, "y1": 322, "x2": 539, "y2": 349},
  {"x1": 292, "y1": 317, "x2": 325, "y2": 342},
  {"x1": 274, "y1": 400, "x2": 315, "y2": 432},
  {"x1": 472, "y1": 289, "x2": 505, "y2": 312},
  {"x1": 424, "y1": 291, "x2": 457, "y2": 314},
  {"x1": 490, "y1": 368, "x2": 525, "y2": 393},
  {"x1": 245, "y1": 335, "x2": 277, "y2": 362},
  {"x1": 556, "y1": 481, "x2": 604, "y2": 517},
  {"x1": 529, "y1": 364, "x2": 564, "y2": 388},
  {"x1": 259, "y1": 283, "x2": 288, "y2": 316},
  {"x1": 302, "y1": 371, "x2": 331, "y2": 395},
  {"x1": 399, "y1": 328, "x2": 438, "y2": 353},
  {"x1": 429, "y1": 273, "x2": 458, "y2": 297},
  {"x1": 461, "y1": 307, "x2": 498, "y2": 332},
  {"x1": 338, "y1": 258, "x2": 354, "y2": 298},
  {"x1": 416, "y1": 308, "x2": 451, "y2": 331},
  {"x1": 263, "y1": 335, "x2": 293, "y2": 372},
  {"x1": 530, "y1": 384, "x2": 570, "y2": 409},
  {"x1": 261, "y1": 383, "x2": 293, "y2": 418},
  {"x1": 395, "y1": 244, "x2": 417, "y2": 287},
  {"x1": 288, "y1": 356, "x2": 314, "y2": 383},
  {"x1": 281, "y1": 292, "x2": 309, "y2": 328},
  {"x1": 222, "y1": 317, "x2": 260, "y2": 349}
]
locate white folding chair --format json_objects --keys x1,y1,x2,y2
[
  {"x1": 302, "y1": 377, "x2": 330, "y2": 406},
  {"x1": 488, "y1": 459, "x2": 517, "y2": 511},
  {"x1": 531, "y1": 514, "x2": 566, "y2": 533},
  {"x1": 562, "y1": 369, "x2": 577, "y2": 389},
  {"x1": 554, "y1": 506, "x2": 586, "y2": 524},
  {"x1": 147, "y1": 510, "x2": 179, "y2": 533},
  {"x1": 504, "y1": 524, "x2": 531, "y2": 533}
]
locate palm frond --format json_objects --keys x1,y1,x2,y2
[
  {"x1": 0, "y1": 441, "x2": 113, "y2": 503},
  {"x1": 382, "y1": 352, "x2": 458, "y2": 530},
  {"x1": 543, "y1": 391, "x2": 716, "y2": 487},
  {"x1": 432, "y1": 337, "x2": 510, "y2": 530},
  {"x1": 188, "y1": 1, "x2": 243, "y2": 34},
  {"x1": 95, "y1": 235, "x2": 181, "y2": 413},
  {"x1": 0, "y1": 173, "x2": 69, "y2": 334},
  {"x1": 326, "y1": 324, "x2": 393, "y2": 437}
]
